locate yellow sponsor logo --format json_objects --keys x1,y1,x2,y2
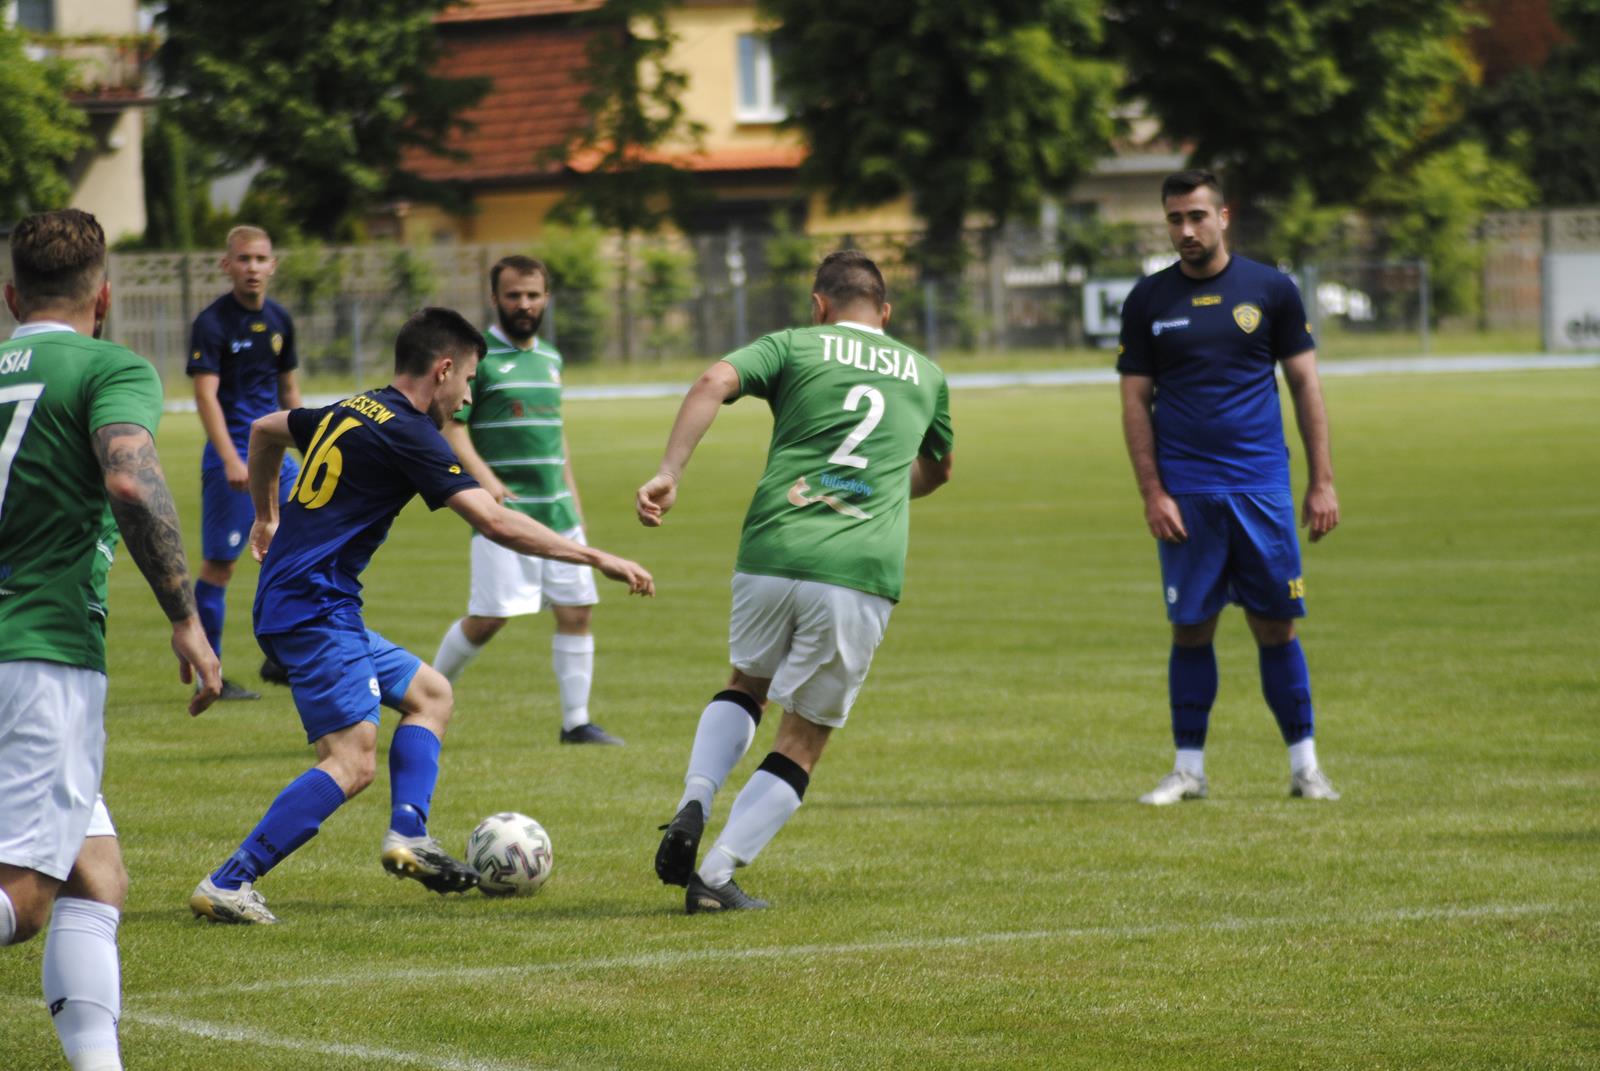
[
  {"x1": 252, "y1": 321, "x2": 267, "y2": 332},
  {"x1": 190, "y1": 350, "x2": 202, "y2": 362},
  {"x1": 449, "y1": 464, "x2": 462, "y2": 474},
  {"x1": 1288, "y1": 576, "x2": 1305, "y2": 599},
  {"x1": 1233, "y1": 303, "x2": 1262, "y2": 333},
  {"x1": 1116, "y1": 343, "x2": 1125, "y2": 356},
  {"x1": 271, "y1": 332, "x2": 284, "y2": 355},
  {"x1": 1192, "y1": 294, "x2": 1222, "y2": 307}
]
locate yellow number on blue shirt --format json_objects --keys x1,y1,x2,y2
[{"x1": 290, "y1": 414, "x2": 361, "y2": 509}]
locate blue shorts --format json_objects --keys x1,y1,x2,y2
[
  {"x1": 1157, "y1": 492, "x2": 1306, "y2": 625},
  {"x1": 257, "y1": 623, "x2": 422, "y2": 743},
  {"x1": 201, "y1": 453, "x2": 301, "y2": 562}
]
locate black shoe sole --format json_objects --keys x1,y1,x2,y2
[
  {"x1": 654, "y1": 804, "x2": 704, "y2": 888},
  {"x1": 382, "y1": 851, "x2": 480, "y2": 894}
]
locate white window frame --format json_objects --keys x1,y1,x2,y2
[{"x1": 735, "y1": 33, "x2": 786, "y2": 124}]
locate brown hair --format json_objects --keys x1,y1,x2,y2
[
  {"x1": 9, "y1": 209, "x2": 107, "y2": 314},
  {"x1": 490, "y1": 254, "x2": 551, "y2": 294},
  {"x1": 812, "y1": 250, "x2": 886, "y2": 309}
]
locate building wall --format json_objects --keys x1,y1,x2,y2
[
  {"x1": 402, "y1": 189, "x2": 567, "y2": 245},
  {"x1": 55, "y1": 0, "x2": 138, "y2": 34},
  {"x1": 74, "y1": 109, "x2": 145, "y2": 244}
]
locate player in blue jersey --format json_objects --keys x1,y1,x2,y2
[
  {"x1": 1117, "y1": 170, "x2": 1341, "y2": 805},
  {"x1": 186, "y1": 225, "x2": 301, "y2": 700},
  {"x1": 189, "y1": 308, "x2": 653, "y2": 923}
]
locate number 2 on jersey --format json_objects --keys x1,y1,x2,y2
[
  {"x1": 828, "y1": 384, "x2": 885, "y2": 470},
  {"x1": 289, "y1": 413, "x2": 361, "y2": 509},
  {"x1": 0, "y1": 382, "x2": 45, "y2": 525}
]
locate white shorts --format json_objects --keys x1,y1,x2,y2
[
  {"x1": 0, "y1": 660, "x2": 115, "y2": 880},
  {"x1": 467, "y1": 526, "x2": 599, "y2": 618},
  {"x1": 728, "y1": 572, "x2": 893, "y2": 728}
]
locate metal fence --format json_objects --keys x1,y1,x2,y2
[{"x1": 1, "y1": 207, "x2": 1595, "y2": 384}]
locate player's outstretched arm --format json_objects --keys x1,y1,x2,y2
[
  {"x1": 1281, "y1": 351, "x2": 1339, "y2": 543},
  {"x1": 94, "y1": 423, "x2": 222, "y2": 714},
  {"x1": 448, "y1": 487, "x2": 654, "y2": 596},
  {"x1": 1119, "y1": 374, "x2": 1187, "y2": 543},
  {"x1": 443, "y1": 420, "x2": 508, "y2": 502},
  {"x1": 247, "y1": 412, "x2": 296, "y2": 562},
  {"x1": 636, "y1": 361, "x2": 741, "y2": 527}
]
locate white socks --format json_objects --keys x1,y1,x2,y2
[
  {"x1": 1288, "y1": 738, "x2": 1318, "y2": 775},
  {"x1": 43, "y1": 898, "x2": 122, "y2": 1071},
  {"x1": 700, "y1": 763, "x2": 806, "y2": 888},
  {"x1": 677, "y1": 693, "x2": 761, "y2": 816},
  {"x1": 1175, "y1": 748, "x2": 1205, "y2": 779},
  {"x1": 432, "y1": 619, "x2": 483, "y2": 683},
  {"x1": 551, "y1": 633, "x2": 595, "y2": 731},
  {"x1": 0, "y1": 886, "x2": 15, "y2": 945}
]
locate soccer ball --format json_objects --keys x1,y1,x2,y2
[{"x1": 467, "y1": 812, "x2": 553, "y2": 897}]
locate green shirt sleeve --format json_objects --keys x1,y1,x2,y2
[
  {"x1": 723, "y1": 331, "x2": 791, "y2": 400},
  {"x1": 920, "y1": 378, "x2": 954, "y2": 460},
  {"x1": 87, "y1": 351, "x2": 163, "y2": 436}
]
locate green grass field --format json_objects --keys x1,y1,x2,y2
[{"x1": 2, "y1": 366, "x2": 1597, "y2": 1070}]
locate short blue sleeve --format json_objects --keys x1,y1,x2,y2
[
  {"x1": 1270, "y1": 276, "x2": 1315, "y2": 360},
  {"x1": 186, "y1": 311, "x2": 223, "y2": 377},
  {"x1": 396, "y1": 421, "x2": 480, "y2": 510},
  {"x1": 1116, "y1": 280, "x2": 1154, "y2": 375},
  {"x1": 285, "y1": 405, "x2": 328, "y2": 453}
]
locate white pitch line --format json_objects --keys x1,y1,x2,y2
[
  {"x1": 160, "y1": 353, "x2": 1600, "y2": 413},
  {"x1": 120, "y1": 1011, "x2": 554, "y2": 1071},
  {"x1": 137, "y1": 901, "x2": 1557, "y2": 1003}
]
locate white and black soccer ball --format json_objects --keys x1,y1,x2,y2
[{"x1": 467, "y1": 812, "x2": 553, "y2": 897}]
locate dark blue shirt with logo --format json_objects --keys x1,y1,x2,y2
[
  {"x1": 254, "y1": 387, "x2": 478, "y2": 635},
  {"x1": 1116, "y1": 255, "x2": 1314, "y2": 494},
  {"x1": 186, "y1": 293, "x2": 298, "y2": 462}
]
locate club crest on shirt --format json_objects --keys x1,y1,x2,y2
[
  {"x1": 271, "y1": 332, "x2": 284, "y2": 355},
  {"x1": 1233, "y1": 303, "x2": 1262, "y2": 333}
]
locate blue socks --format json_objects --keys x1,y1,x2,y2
[
  {"x1": 388, "y1": 724, "x2": 442, "y2": 838},
  {"x1": 212, "y1": 768, "x2": 346, "y2": 889},
  {"x1": 195, "y1": 579, "x2": 226, "y2": 657},
  {"x1": 1169, "y1": 643, "x2": 1218, "y2": 750},
  {"x1": 1260, "y1": 638, "x2": 1315, "y2": 745}
]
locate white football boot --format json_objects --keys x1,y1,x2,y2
[
  {"x1": 1138, "y1": 769, "x2": 1209, "y2": 805},
  {"x1": 1289, "y1": 766, "x2": 1341, "y2": 800},
  {"x1": 190, "y1": 877, "x2": 279, "y2": 924}
]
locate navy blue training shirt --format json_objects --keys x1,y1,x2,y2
[
  {"x1": 186, "y1": 293, "x2": 298, "y2": 459},
  {"x1": 1116, "y1": 254, "x2": 1315, "y2": 494},
  {"x1": 254, "y1": 387, "x2": 479, "y2": 635}
]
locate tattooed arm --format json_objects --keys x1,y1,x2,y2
[{"x1": 94, "y1": 423, "x2": 222, "y2": 714}]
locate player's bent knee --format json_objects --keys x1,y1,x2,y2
[
  {"x1": 0, "y1": 867, "x2": 60, "y2": 943},
  {"x1": 403, "y1": 665, "x2": 455, "y2": 729}
]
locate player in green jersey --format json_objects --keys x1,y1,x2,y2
[
  {"x1": 0, "y1": 209, "x2": 220, "y2": 1071},
  {"x1": 638, "y1": 250, "x2": 955, "y2": 912},
  {"x1": 432, "y1": 256, "x2": 623, "y2": 745}
]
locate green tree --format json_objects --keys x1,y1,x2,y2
[
  {"x1": 1468, "y1": 0, "x2": 1600, "y2": 206},
  {"x1": 157, "y1": 0, "x2": 487, "y2": 240},
  {"x1": 0, "y1": 24, "x2": 90, "y2": 223},
  {"x1": 554, "y1": 0, "x2": 705, "y2": 360},
  {"x1": 1110, "y1": 0, "x2": 1474, "y2": 224},
  {"x1": 536, "y1": 214, "x2": 610, "y2": 364},
  {"x1": 1367, "y1": 139, "x2": 1534, "y2": 321},
  {"x1": 762, "y1": 0, "x2": 1118, "y2": 280}
]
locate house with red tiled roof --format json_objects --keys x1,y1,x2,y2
[{"x1": 390, "y1": 0, "x2": 914, "y2": 244}]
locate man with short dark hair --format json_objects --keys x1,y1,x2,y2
[
  {"x1": 0, "y1": 208, "x2": 221, "y2": 1071},
  {"x1": 432, "y1": 256, "x2": 622, "y2": 744},
  {"x1": 190, "y1": 308, "x2": 655, "y2": 924},
  {"x1": 187, "y1": 224, "x2": 301, "y2": 699},
  {"x1": 638, "y1": 250, "x2": 954, "y2": 912},
  {"x1": 1118, "y1": 170, "x2": 1341, "y2": 805}
]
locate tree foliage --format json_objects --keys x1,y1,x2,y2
[
  {"x1": 0, "y1": 24, "x2": 90, "y2": 224},
  {"x1": 1367, "y1": 139, "x2": 1534, "y2": 319},
  {"x1": 1468, "y1": 0, "x2": 1600, "y2": 206},
  {"x1": 762, "y1": 0, "x2": 1118, "y2": 277},
  {"x1": 1110, "y1": 0, "x2": 1474, "y2": 212},
  {"x1": 157, "y1": 0, "x2": 487, "y2": 240}
]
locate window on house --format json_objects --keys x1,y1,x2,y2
[
  {"x1": 14, "y1": 0, "x2": 54, "y2": 32},
  {"x1": 736, "y1": 33, "x2": 785, "y2": 123}
]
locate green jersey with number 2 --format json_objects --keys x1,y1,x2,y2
[
  {"x1": 723, "y1": 321, "x2": 953, "y2": 602},
  {"x1": 0, "y1": 328, "x2": 164, "y2": 672}
]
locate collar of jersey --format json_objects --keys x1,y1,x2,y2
[
  {"x1": 11, "y1": 321, "x2": 75, "y2": 339},
  {"x1": 831, "y1": 320, "x2": 885, "y2": 336},
  {"x1": 487, "y1": 323, "x2": 539, "y2": 353}
]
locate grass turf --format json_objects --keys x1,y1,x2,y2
[{"x1": 1, "y1": 366, "x2": 1596, "y2": 1070}]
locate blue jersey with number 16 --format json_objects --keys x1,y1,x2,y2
[{"x1": 254, "y1": 387, "x2": 477, "y2": 635}]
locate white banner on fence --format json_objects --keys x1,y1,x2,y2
[
  {"x1": 1544, "y1": 253, "x2": 1600, "y2": 351},
  {"x1": 1083, "y1": 279, "x2": 1138, "y2": 338}
]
